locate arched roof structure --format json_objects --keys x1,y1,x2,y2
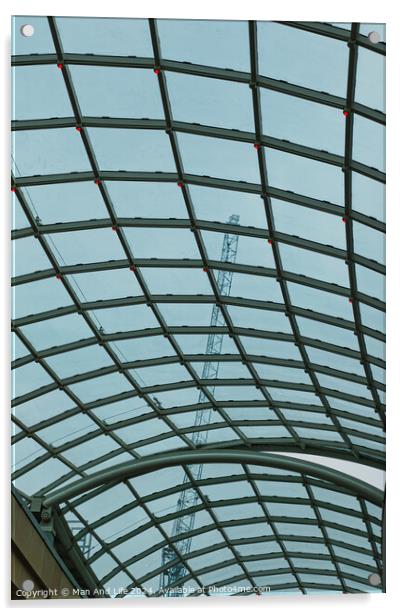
[{"x1": 11, "y1": 16, "x2": 385, "y2": 596}]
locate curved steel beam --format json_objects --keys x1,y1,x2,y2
[
  {"x1": 10, "y1": 117, "x2": 384, "y2": 184},
  {"x1": 40, "y1": 449, "x2": 384, "y2": 507},
  {"x1": 12, "y1": 220, "x2": 385, "y2": 270},
  {"x1": 10, "y1": 258, "x2": 385, "y2": 312},
  {"x1": 13, "y1": 170, "x2": 385, "y2": 214},
  {"x1": 11, "y1": 54, "x2": 385, "y2": 125},
  {"x1": 280, "y1": 21, "x2": 386, "y2": 55},
  {"x1": 10, "y1": 293, "x2": 386, "y2": 343}
]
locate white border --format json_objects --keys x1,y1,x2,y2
[{"x1": 1, "y1": 1, "x2": 401, "y2": 614}]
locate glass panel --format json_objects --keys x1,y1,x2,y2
[
  {"x1": 157, "y1": 19, "x2": 250, "y2": 72},
  {"x1": 296, "y1": 316, "x2": 359, "y2": 350},
  {"x1": 287, "y1": 282, "x2": 353, "y2": 320},
  {"x1": 67, "y1": 268, "x2": 144, "y2": 301},
  {"x1": 12, "y1": 277, "x2": 74, "y2": 319},
  {"x1": 12, "y1": 16, "x2": 55, "y2": 54},
  {"x1": 166, "y1": 72, "x2": 254, "y2": 131},
  {"x1": 106, "y1": 181, "x2": 188, "y2": 219},
  {"x1": 87, "y1": 128, "x2": 176, "y2": 172},
  {"x1": 356, "y1": 265, "x2": 385, "y2": 301},
  {"x1": 12, "y1": 128, "x2": 91, "y2": 176},
  {"x1": 267, "y1": 148, "x2": 344, "y2": 205},
  {"x1": 190, "y1": 185, "x2": 267, "y2": 227},
  {"x1": 261, "y1": 89, "x2": 344, "y2": 154},
  {"x1": 280, "y1": 243, "x2": 349, "y2": 287},
  {"x1": 125, "y1": 227, "x2": 200, "y2": 259},
  {"x1": 21, "y1": 314, "x2": 93, "y2": 350},
  {"x1": 13, "y1": 65, "x2": 74, "y2": 120},
  {"x1": 141, "y1": 267, "x2": 212, "y2": 295},
  {"x1": 13, "y1": 236, "x2": 53, "y2": 276},
  {"x1": 50, "y1": 229, "x2": 127, "y2": 265},
  {"x1": 70, "y1": 65, "x2": 164, "y2": 118},
  {"x1": 272, "y1": 200, "x2": 346, "y2": 249},
  {"x1": 202, "y1": 231, "x2": 275, "y2": 268},
  {"x1": 68, "y1": 372, "x2": 133, "y2": 404},
  {"x1": 353, "y1": 221, "x2": 385, "y2": 264},
  {"x1": 177, "y1": 133, "x2": 260, "y2": 184},
  {"x1": 45, "y1": 345, "x2": 114, "y2": 379},
  {"x1": 56, "y1": 17, "x2": 153, "y2": 56},
  {"x1": 353, "y1": 115, "x2": 385, "y2": 172},
  {"x1": 91, "y1": 304, "x2": 158, "y2": 332},
  {"x1": 257, "y1": 22, "x2": 349, "y2": 97},
  {"x1": 352, "y1": 173, "x2": 385, "y2": 221},
  {"x1": 306, "y1": 347, "x2": 365, "y2": 375},
  {"x1": 355, "y1": 46, "x2": 385, "y2": 112},
  {"x1": 228, "y1": 306, "x2": 292, "y2": 333},
  {"x1": 20, "y1": 181, "x2": 108, "y2": 223}
]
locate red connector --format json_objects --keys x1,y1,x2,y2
[
  {"x1": 153, "y1": 68, "x2": 160, "y2": 75},
  {"x1": 95, "y1": 179, "x2": 102, "y2": 185},
  {"x1": 177, "y1": 182, "x2": 184, "y2": 188},
  {"x1": 76, "y1": 126, "x2": 82, "y2": 132},
  {"x1": 343, "y1": 110, "x2": 349, "y2": 117},
  {"x1": 254, "y1": 143, "x2": 261, "y2": 150},
  {"x1": 57, "y1": 63, "x2": 63, "y2": 69}
]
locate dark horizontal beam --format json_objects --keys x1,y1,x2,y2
[
  {"x1": 40, "y1": 449, "x2": 384, "y2": 507},
  {"x1": 68, "y1": 472, "x2": 381, "y2": 541},
  {"x1": 11, "y1": 327, "x2": 385, "y2": 376},
  {"x1": 11, "y1": 54, "x2": 385, "y2": 125},
  {"x1": 11, "y1": 293, "x2": 386, "y2": 344},
  {"x1": 12, "y1": 172, "x2": 385, "y2": 231},
  {"x1": 280, "y1": 21, "x2": 386, "y2": 55},
  {"x1": 12, "y1": 217, "x2": 386, "y2": 263},
  {"x1": 11, "y1": 257, "x2": 385, "y2": 312},
  {"x1": 11, "y1": 365, "x2": 382, "y2": 410},
  {"x1": 11, "y1": 117, "x2": 384, "y2": 183}
]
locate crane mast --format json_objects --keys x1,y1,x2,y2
[{"x1": 159, "y1": 215, "x2": 240, "y2": 596}]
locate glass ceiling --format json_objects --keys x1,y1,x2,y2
[{"x1": 11, "y1": 17, "x2": 385, "y2": 597}]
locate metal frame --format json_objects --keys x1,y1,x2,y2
[
  {"x1": 32, "y1": 451, "x2": 384, "y2": 595},
  {"x1": 11, "y1": 17, "x2": 385, "y2": 596}
]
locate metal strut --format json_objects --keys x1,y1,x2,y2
[{"x1": 160, "y1": 215, "x2": 240, "y2": 595}]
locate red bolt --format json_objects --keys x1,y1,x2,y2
[
  {"x1": 112, "y1": 226, "x2": 118, "y2": 231},
  {"x1": 349, "y1": 298, "x2": 353, "y2": 304},
  {"x1": 56, "y1": 273, "x2": 62, "y2": 280},
  {"x1": 11, "y1": 187, "x2": 16, "y2": 192},
  {"x1": 268, "y1": 239, "x2": 273, "y2": 245},
  {"x1": 203, "y1": 267, "x2": 208, "y2": 272},
  {"x1": 342, "y1": 216, "x2": 347, "y2": 223},
  {"x1": 95, "y1": 179, "x2": 101, "y2": 185},
  {"x1": 130, "y1": 265, "x2": 136, "y2": 272},
  {"x1": 343, "y1": 110, "x2": 349, "y2": 117},
  {"x1": 57, "y1": 63, "x2": 63, "y2": 69},
  {"x1": 153, "y1": 68, "x2": 160, "y2": 75},
  {"x1": 76, "y1": 126, "x2": 82, "y2": 132},
  {"x1": 177, "y1": 182, "x2": 184, "y2": 188},
  {"x1": 254, "y1": 143, "x2": 261, "y2": 150}
]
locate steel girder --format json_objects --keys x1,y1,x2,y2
[
  {"x1": 39, "y1": 450, "x2": 383, "y2": 508},
  {"x1": 11, "y1": 54, "x2": 385, "y2": 125},
  {"x1": 10, "y1": 117, "x2": 385, "y2": 184},
  {"x1": 30, "y1": 451, "x2": 384, "y2": 594}
]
